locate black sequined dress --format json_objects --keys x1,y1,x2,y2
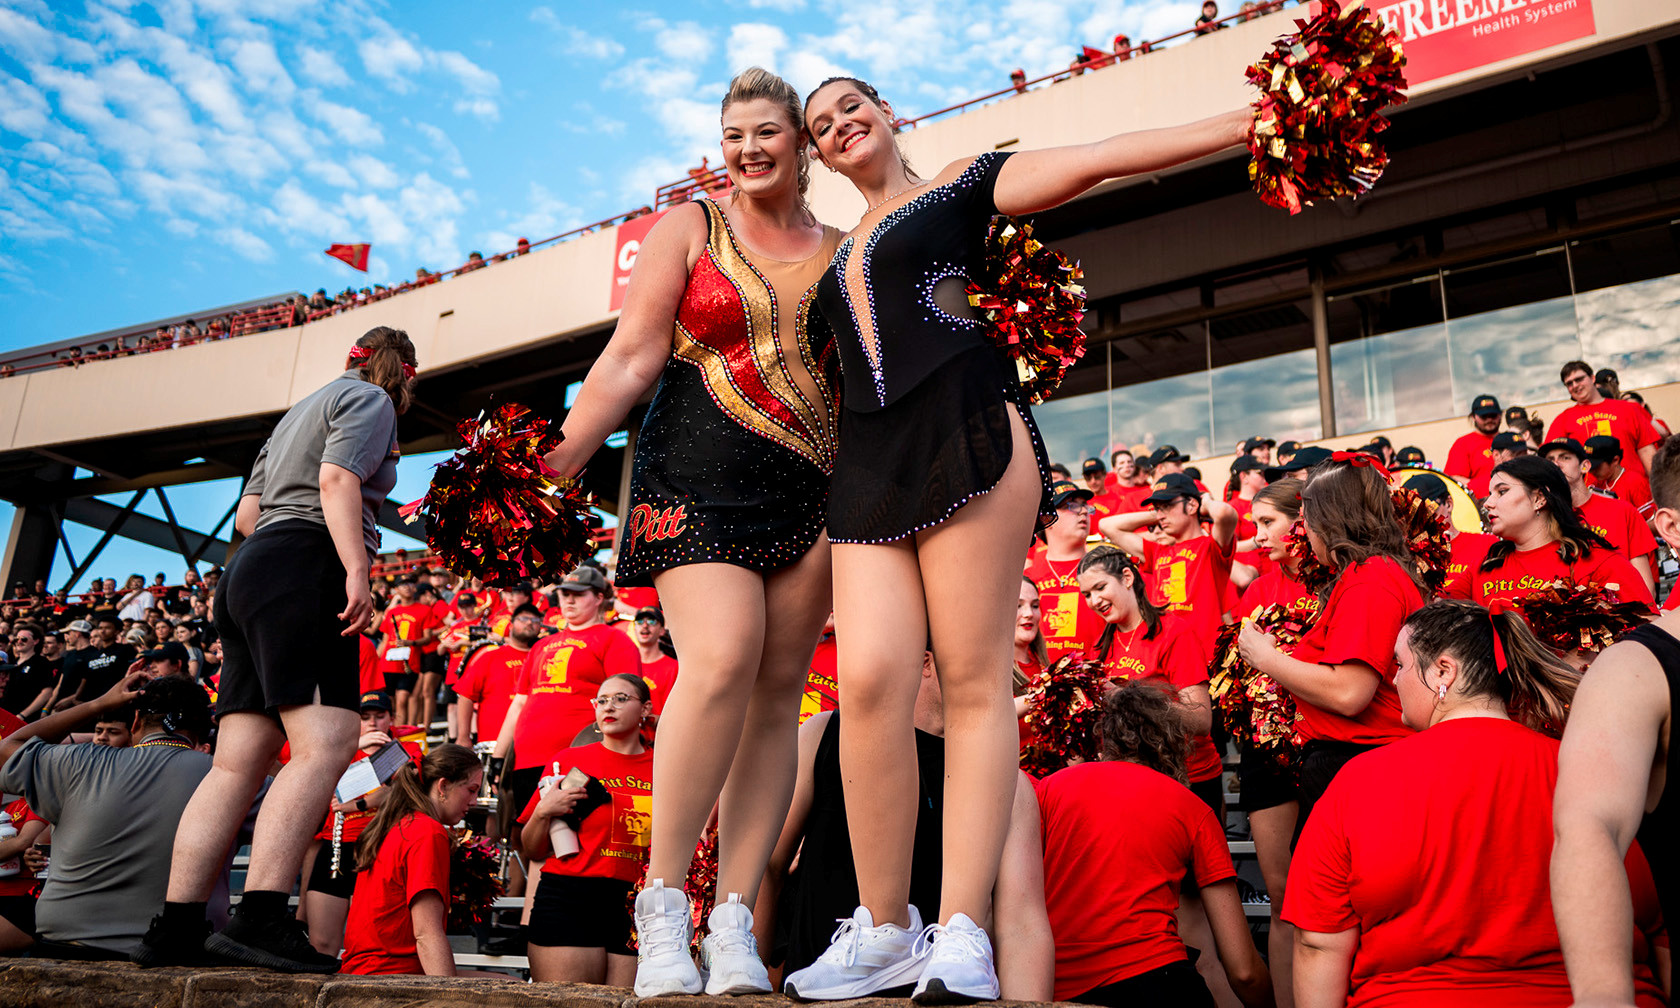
[
  {"x1": 814, "y1": 151, "x2": 1055, "y2": 543},
  {"x1": 615, "y1": 199, "x2": 843, "y2": 586}
]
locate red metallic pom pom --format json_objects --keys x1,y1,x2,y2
[
  {"x1": 968, "y1": 217, "x2": 1087, "y2": 404},
  {"x1": 1246, "y1": 0, "x2": 1408, "y2": 214},
  {"x1": 400, "y1": 402, "x2": 597, "y2": 583}
]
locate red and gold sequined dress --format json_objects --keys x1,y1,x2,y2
[{"x1": 615, "y1": 198, "x2": 844, "y2": 586}]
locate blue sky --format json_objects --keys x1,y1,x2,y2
[{"x1": 0, "y1": 0, "x2": 1201, "y2": 589}]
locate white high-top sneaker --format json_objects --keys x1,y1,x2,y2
[
  {"x1": 782, "y1": 904, "x2": 929, "y2": 1002},
  {"x1": 911, "y1": 913, "x2": 1000, "y2": 1004},
  {"x1": 699, "y1": 893, "x2": 772, "y2": 995},
  {"x1": 633, "y1": 878, "x2": 703, "y2": 996}
]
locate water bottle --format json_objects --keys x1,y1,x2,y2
[{"x1": 0, "y1": 818, "x2": 18, "y2": 878}]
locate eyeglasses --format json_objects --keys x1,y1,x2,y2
[
  {"x1": 1058, "y1": 502, "x2": 1093, "y2": 515},
  {"x1": 634, "y1": 616, "x2": 662, "y2": 625},
  {"x1": 591, "y1": 693, "x2": 641, "y2": 708}
]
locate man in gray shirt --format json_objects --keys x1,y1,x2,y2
[{"x1": 0, "y1": 672, "x2": 230, "y2": 958}]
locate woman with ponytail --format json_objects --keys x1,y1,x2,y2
[
  {"x1": 516, "y1": 673, "x2": 654, "y2": 986},
  {"x1": 1037, "y1": 683, "x2": 1271, "y2": 1008},
  {"x1": 1287, "y1": 599, "x2": 1665, "y2": 1008},
  {"x1": 341, "y1": 743, "x2": 483, "y2": 976},
  {"x1": 1074, "y1": 546, "x2": 1222, "y2": 812},
  {"x1": 1472, "y1": 455, "x2": 1653, "y2": 606},
  {"x1": 1238, "y1": 457, "x2": 1423, "y2": 832},
  {"x1": 1232, "y1": 476, "x2": 1314, "y2": 1008},
  {"x1": 142, "y1": 326, "x2": 418, "y2": 972},
  {"x1": 539, "y1": 68, "x2": 841, "y2": 997}
]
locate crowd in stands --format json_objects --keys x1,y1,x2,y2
[{"x1": 0, "y1": 352, "x2": 1674, "y2": 1006}]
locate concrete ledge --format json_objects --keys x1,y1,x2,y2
[{"x1": 0, "y1": 960, "x2": 1073, "y2": 1008}]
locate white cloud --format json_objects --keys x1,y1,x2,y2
[
  {"x1": 305, "y1": 159, "x2": 357, "y2": 188},
  {"x1": 0, "y1": 7, "x2": 59, "y2": 63},
  {"x1": 649, "y1": 19, "x2": 714, "y2": 62},
  {"x1": 218, "y1": 225, "x2": 273, "y2": 261},
  {"x1": 229, "y1": 38, "x2": 295, "y2": 99},
  {"x1": 530, "y1": 8, "x2": 625, "y2": 59},
  {"x1": 296, "y1": 45, "x2": 351, "y2": 87},
  {"x1": 359, "y1": 31, "x2": 425, "y2": 92},
  {"x1": 741, "y1": 0, "x2": 807, "y2": 10},
  {"x1": 453, "y1": 97, "x2": 498, "y2": 122},
  {"x1": 726, "y1": 23, "x2": 788, "y2": 73},
  {"x1": 480, "y1": 181, "x2": 576, "y2": 251},
  {"x1": 432, "y1": 50, "x2": 498, "y2": 96},
  {"x1": 413, "y1": 121, "x2": 469, "y2": 179},
  {"x1": 313, "y1": 100, "x2": 383, "y2": 146},
  {"x1": 347, "y1": 153, "x2": 401, "y2": 189}
]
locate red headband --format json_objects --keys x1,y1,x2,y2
[
  {"x1": 1328, "y1": 450, "x2": 1390, "y2": 477},
  {"x1": 347, "y1": 344, "x2": 416, "y2": 379}
]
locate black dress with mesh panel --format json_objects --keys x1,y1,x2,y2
[{"x1": 814, "y1": 151, "x2": 1054, "y2": 543}]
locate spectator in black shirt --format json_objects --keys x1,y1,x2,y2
[
  {"x1": 2, "y1": 624, "x2": 57, "y2": 719},
  {"x1": 53, "y1": 615, "x2": 135, "y2": 712}
]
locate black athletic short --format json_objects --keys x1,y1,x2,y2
[
  {"x1": 1188, "y1": 776, "x2": 1225, "y2": 818},
  {"x1": 215, "y1": 519, "x2": 360, "y2": 717},
  {"x1": 527, "y1": 874, "x2": 635, "y2": 954},
  {"x1": 306, "y1": 837, "x2": 359, "y2": 899},
  {"x1": 383, "y1": 671, "x2": 418, "y2": 694},
  {"x1": 421, "y1": 653, "x2": 445, "y2": 679},
  {"x1": 1237, "y1": 739, "x2": 1299, "y2": 813},
  {"x1": 504, "y1": 766, "x2": 542, "y2": 828},
  {"x1": 0, "y1": 894, "x2": 36, "y2": 938}
]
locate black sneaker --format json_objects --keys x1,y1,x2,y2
[
  {"x1": 203, "y1": 907, "x2": 340, "y2": 974},
  {"x1": 132, "y1": 914, "x2": 222, "y2": 969}
]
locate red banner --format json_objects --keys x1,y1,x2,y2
[
  {"x1": 610, "y1": 210, "x2": 667, "y2": 311},
  {"x1": 325, "y1": 242, "x2": 370, "y2": 272},
  {"x1": 1372, "y1": 0, "x2": 1596, "y2": 85}
]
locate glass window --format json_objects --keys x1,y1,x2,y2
[
  {"x1": 1208, "y1": 298, "x2": 1320, "y2": 449},
  {"x1": 1108, "y1": 323, "x2": 1213, "y2": 459},
  {"x1": 1033, "y1": 343, "x2": 1113, "y2": 469},
  {"x1": 1577, "y1": 273, "x2": 1680, "y2": 390},
  {"x1": 1327, "y1": 276, "x2": 1455, "y2": 434},
  {"x1": 1444, "y1": 250, "x2": 1581, "y2": 410}
]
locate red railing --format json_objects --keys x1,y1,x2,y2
[{"x1": 1, "y1": 1, "x2": 1294, "y2": 381}]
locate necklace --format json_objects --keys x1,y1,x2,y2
[
  {"x1": 866, "y1": 179, "x2": 928, "y2": 214},
  {"x1": 135, "y1": 736, "x2": 192, "y2": 751}
]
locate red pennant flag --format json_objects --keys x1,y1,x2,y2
[{"x1": 325, "y1": 243, "x2": 371, "y2": 272}]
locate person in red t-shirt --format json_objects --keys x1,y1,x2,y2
[
  {"x1": 1105, "y1": 449, "x2": 1152, "y2": 514},
  {"x1": 518, "y1": 673, "x2": 654, "y2": 985},
  {"x1": 1238, "y1": 457, "x2": 1422, "y2": 831},
  {"x1": 1074, "y1": 547, "x2": 1222, "y2": 811},
  {"x1": 341, "y1": 744, "x2": 483, "y2": 976},
  {"x1": 1227, "y1": 456, "x2": 1271, "y2": 587},
  {"x1": 1444, "y1": 393, "x2": 1503, "y2": 499},
  {"x1": 1584, "y1": 434, "x2": 1656, "y2": 519},
  {"x1": 1024, "y1": 480, "x2": 1106, "y2": 661},
  {"x1": 1403, "y1": 473, "x2": 1497, "y2": 601},
  {"x1": 0, "y1": 794, "x2": 47, "y2": 954},
  {"x1": 629, "y1": 608, "x2": 678, "y2": 716},
  {"x1": 302, "y1": 689, "x2": 425, "y2": 956},
  {"x1": 495, "y1": 567, "x2": 640, "y2": 836},
  {"x1": 1542, "y1": 436, "x2": 1657, "y2": 597},
  {"x1": 1012, "y1": 578, "x2": 1047, "y2": 697},
  {"x1": 1547, "y1": 360, "x2": 1662, "y2": 474},
  {"x1": 800, "y1": 615, "x2": 838, "y2": 725},
  {"x1": 1098, "y1": 473, "x2": 1239, "y2": 649},
  {"x1": 1473, "y1": 456, "x2": 1654, "y2": 612},
  {"x1": 452, "y1": 605, "x2": 541, "y2": 745},
  {"x1": 1287, "y1": 600, "x2": 1666, "y2": 1008},
  {"x1": 356, "y1": 632, "x2": 383, "y2": 696},
  {"x1": 377, "y1": 579, "x2": 442, "y2": 728},
  {"x1": 1080, "y1": 458, "x2": 1121, "y2": 519},
  {"x1": 1038, "y1": 682, "x2": 1270, "y2": 1008}
]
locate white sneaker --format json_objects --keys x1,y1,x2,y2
[
  {"x1": 911, "y1": 913, "x2": 1000, "y2": 1004},
  {"x1": 782, "y1": 904, "x2": 929, "y2": 1002},
  {"x1": 633, "y1": 878, "x2": 703, "y2": 996},
  {"x1": 700, "y1": 893, "x2": 771, "y2": 995}
]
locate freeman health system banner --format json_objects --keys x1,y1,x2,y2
[{"x1": 1370, "y1": 0, "x2": 1596, "y2": 85}]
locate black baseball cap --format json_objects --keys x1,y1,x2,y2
[
  {"x1": 142, "y1": 641, "x2": 189, "y2": 665},
  {"x1": 1241, "y1": 436, "x2": 1275, "y2": 452},
  {"x1": 1263, "y1": 445, "x2": 1334, "y2": 482},
  {"x1": 1582, "y1": 435, "x2": 1623, "y2": 463},
  {"x1": 1081, "y1": 457, "x2": 1106, "y2": 475},
  {"x1": 1490, "y1": 431, "x2": 1529, "y2": 453},
  {"x1": 1369, "y1": 436, "x2": 1393, "y2": 449},
  {"x1": 1470, "y1": 394, "x2": 1501, "y2": 417},
  {"x1": 1395, "y1": 446, "x2": 1426, "y2": 465},
  {"x1": 358, "y1": 690, "x2": 393, "y2": 712},
  {"x1": 1142, "y1": 472, "x2": 1201, "y2": 507},
  {"x1": 633, "y1": 607, "x2": 665, "y2": 624},
  {"x1": 1049, "y1": 479, "x2": 1095, "y2": 508},
  {"x1": 1149, "y1": 445, "x2": 1190, "y2": 466},
  {"x1": 1276, "y1": 440, "x2": 1301, "y2": 457},
  {"x1": 1231, "y1": 455, "x2": 1267, "y2": 474},
  {"x1": 1403, "y1": 472, "x2": 1453, "y2": 503},
  {"x1": 1539, "y1": 436, "x2": 1585, "y2": 460},
  {"x1": 560, "y1": 566, "x2": 609, "y2": 593}
]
